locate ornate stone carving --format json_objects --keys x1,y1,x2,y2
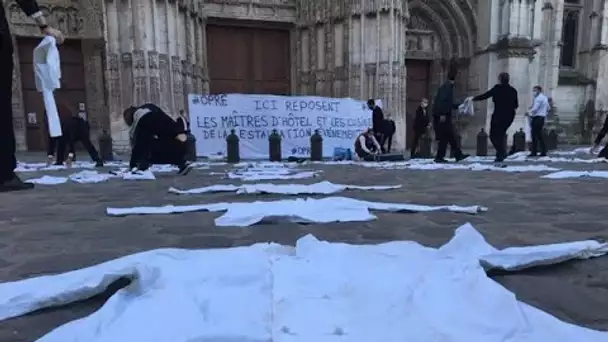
[
  {"x1": 132, "y1": 50, "x2": 145, "y2": 69},
  {"x1": 107, "y1": 53, "x2": 119, "y2": 71},
  {"x1": 171, "y1": 56, "x2": 181, "y2": 73},
  {"x1": 148, "y1": 51, "x2": 159, "y2": 69},
  {"x1": 121, "y1": 52, "x2": 133, "y2": 65},
  {"x1": 407, "y1": 15, "x2": 431, "y2": 31},
  {"x1": 490, "y1": 37, "x2": 540, "y2": 60}
]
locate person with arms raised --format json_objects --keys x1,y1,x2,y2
[{"x1": 0, "y1": 0, "x2": 63, "y2": 191}]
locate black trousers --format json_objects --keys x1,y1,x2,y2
[
  {"x1": 47, "y1": 127, "x2": 101, "y2": 163},
  {"x1": 410, "y1": 128, "x2": 425, "y2": 156},
  {"x1": 489, "y1": 117, "x2": 512, "y2": 161},
  {"x1": 0, "y1": 26, "x2": 16, "y2": 182},
  {"x1": 47, "y1": 136, "x2": 67, "y2": 162},
  {"x1": 374, "y1": 132, "x2": 385, "y2": 153},
  {"x1": 530, "y1": 116, "x2": 547, "y2": 155},
  {"x1": 132, "y1": 137, "x2": 187, "y2": 171},
  {"x1": 382, "y1": 133, "x2": 393, "y2": 153},
  {"x1": 433, "y1": 117, "x2": 461, "y2": 160}
]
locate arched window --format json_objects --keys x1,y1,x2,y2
[{"x1": 560, "y1": 0, "x2": 581, "y2": 68}]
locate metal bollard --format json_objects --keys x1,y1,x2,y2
[
  {"x1": 476, "y1": 128, "x2": 488, "y2": 156},
  {"x1": 513, "y1": 128, "x2": 526, "y2": 152},
  {"x1": 98, "y1": 129, "x2": 113, "y2": 161},
  {"x1": 310, "y1": 130, "x2": 323, "y2": 161},
  {"x1": 419, "y1": 134, "x2": 432, "y2": 158},
  {"x1": 226, "y1": 129, "x2": 240, "y2": 163},
  {"x1": 269, "y1": 129, "x2": 282, "y2": 162},
  {"x1": 548, "y1": 129, "x2": 558, "y2": 150}
]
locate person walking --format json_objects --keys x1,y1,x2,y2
[
  {"x1": 410, "y1": 98, "x2": 430, "y2": 158},
  {"x1": 1, "y1": 1, "x2": 63, "y2": 191},
  {"x1": 432, "y1": 69, "x2": 469, "y2": 163},
  {"x1": 471, "y1": 72, "x2": 519, "y2": 162}
]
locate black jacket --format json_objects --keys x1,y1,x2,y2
[
  {"x1": 413, "y1": 105, "x2": 430, "y2": 131},
  {"x1": 473, "y1": 84, "x2": 519, "y2": 123},
  {"x1": 372, "y1": 106, "x2": 384, "y2": 132},
  {"x1": 130, "y1": 104, "x2": 186, "y2": 168},
  {"x1": 432, "y1": 82, "x2": 460, "y2": 118}
]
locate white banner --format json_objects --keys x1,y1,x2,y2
[{"x1": 188, "y1": 94, "x2": 375, "y2": 158}]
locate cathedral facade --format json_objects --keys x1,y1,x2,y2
[{"x1": 6, "y1": 0, "x2": 608, "y2": 152}]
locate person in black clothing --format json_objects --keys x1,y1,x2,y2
[
  {"x1": 432, "y1": 70, "x2": 469, "y2": 163},
  {"x1": 1, "y1": 0, "x2": 63, "y2": 192},
  {"x1": 591, "y1": 115, "x2": 608, "y2": 159},
  {"x1": 123, "y1": 104, "x2": 193, "y2": 175},
  {"x1": 176, "y1": 109, "x2": 190, "y2": 132},
  {"x1": 471, "y1": 72, "x2": 519, "y2": 162},
  {"x1": 47, "y1": 115, "x2": 104, "y2": 167},
  {"x1": 367, "y1": 99, "x2": 386, "y2": 153},
  {"x1": 410, "y1": 98, "x2": 430, "y2": 158},
  {"x1": 382, "y1": 115, "x2": 396, "y2": 153},
  {"x1": 354, "y1": 128, "x2": 382, "y2": 161}
]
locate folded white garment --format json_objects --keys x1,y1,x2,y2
[
  {"x1": 227, "y1": 171, "x2": 318, "y2": 181},
  {"x1": 111, "y1": 168, "x2": 156, "y2": 180},
  {"x1": 106, "y1": 196, "x2": 486, "y2": 226},
  {"x1": 25, "y1": 175, "x2": 68, "y2": 185},
  {"x1": 69, "y1": 170, "x2": 112, "y2": 184},
  {"x1": 541, "y1": 170, "x2": 608, "y2": 179},
  {"x1": 169, "y1": 181, "x2": 401, "y2": 195},
  {"x1": 0, "y1": 223, "x2": 606, "y2": 342},
  {"x1": 363, "y1": 161, "x2": 559, "y2": 172}
]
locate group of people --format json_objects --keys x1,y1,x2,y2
[
  {"x1": 353, "y1": 100, "x2": 397, "y2": 161},
  {"x1": 407, "y1": 70, "x2": 552, "y2": 163}
]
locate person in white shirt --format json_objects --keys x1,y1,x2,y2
[
  {"x1": 354, "y1": 128, "x2": 382, "y2": 161},
  {"x1": 526, "y1": 85, "x2": 549, "y2": 157}
]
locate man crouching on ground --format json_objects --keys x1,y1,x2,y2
[
  {"x1": 123, "y1": 104, "x2": 193, "y2": 175},
  {"x1": 355, "y1": 128, "x2": 382, "y2": 161}
]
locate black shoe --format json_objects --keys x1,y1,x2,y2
[
  {"x1": 455, "y1": 153, "x2": 470, "y2": 162},
  {"x1": 434, "y1": 158, "x2": 449, "y2": 163},
  {"x1": 527, "y1": 153, "x2": 537, "y2": 158},
  {"x1": 494, "y1": 157, "x2": 506, "y2": 163},
  {"x1": 95, "y1": 160, "x2": 104, "y2": 167},
  {"x1": 177, "y1": 162, "x2": 193, "y2": 175},
  {"x1": 539, "y1": 153, "x2": 547, "y2": 157},
  {"x1": 53, "y1": 161, "x2": 63, "y2": 166},
  {"x1": 0, "y1": 175, "x2": 34, "y2": 192}
]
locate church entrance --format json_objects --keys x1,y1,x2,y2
[{"x1": 405, "y1": 59, "x2": 431, "y2": 148}]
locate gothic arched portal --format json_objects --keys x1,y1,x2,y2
[{"x1": 403, "y1": 0, "x2": 478, "y2": 147}]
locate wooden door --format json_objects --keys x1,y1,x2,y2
[
  {"x1": 405, "y1": 60, "x2": 431, "y2": 147},
  {"x1": 18, "y1": 38, "x2": 87, "y2": 151},
  {"x1": 206, "y1": 24, "x2": 290, "y2": 95}
]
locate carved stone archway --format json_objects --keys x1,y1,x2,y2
[{"x1": 407, "y1": 0, "x2": 477, "y2": 96}]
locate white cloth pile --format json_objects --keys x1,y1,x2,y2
[
  {"x1": 26, "y1": 170, "x2": 155, "y2": 184},
  {"x1": 106, "y1": 196, "x2": 486, "y2": 226},
  {"x1": 169, "y1": 181, "x2": 401, "y2": 195},
  {"x1": 0, "y1": 223, "x2": 606, "y2": 341}
]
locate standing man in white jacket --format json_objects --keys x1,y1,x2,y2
[{"x1": 526, "y1": 85, "x2": 550, "y2": 157}]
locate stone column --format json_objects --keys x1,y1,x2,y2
[
  {"x1": 593, "y1": 0, "x2": 608, "y2": 111},
  {"x1": 494, "y1": 0, "x2": 538, "y2": 143}
]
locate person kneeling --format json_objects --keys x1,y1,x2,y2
[
  {"x1": 355, "y1": 128, "x2": 382, "y2": 161},
  {"x1": 123, "y1": 104, "x2": 193, "y2": 175}
]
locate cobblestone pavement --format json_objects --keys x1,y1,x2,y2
[{"x1": 1, "y1": 157, "x2": 608, "y2": 341}]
